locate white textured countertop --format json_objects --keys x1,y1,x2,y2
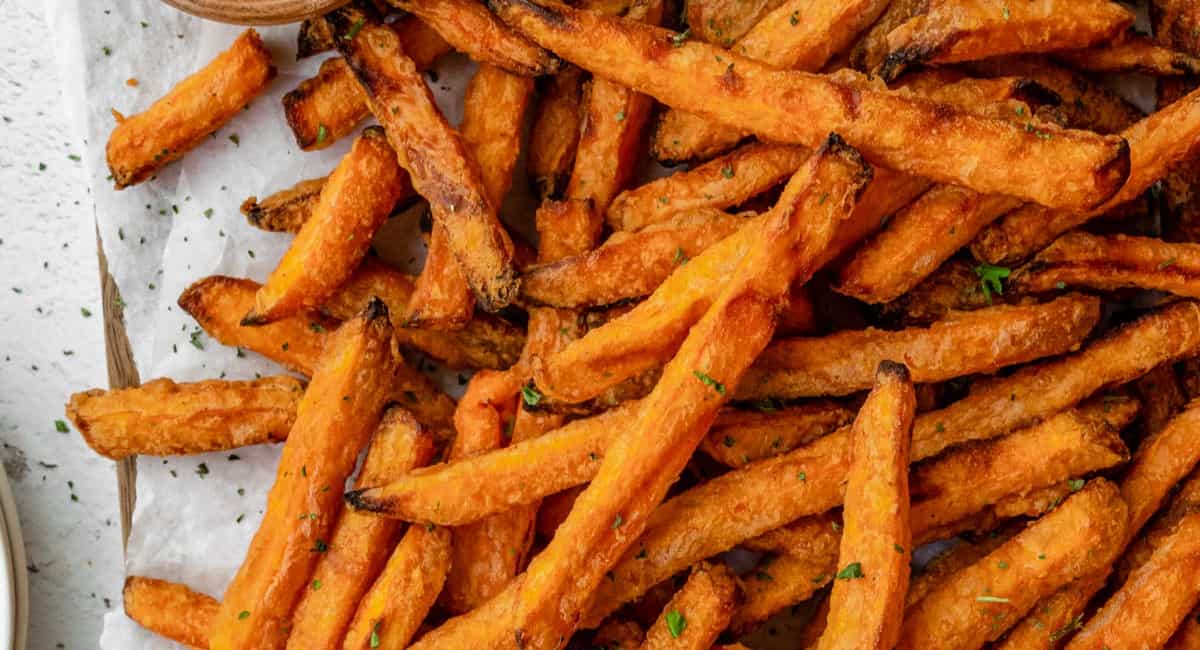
[{"x1": 0, "y1": 0, "x2": 124, "y2": 647}]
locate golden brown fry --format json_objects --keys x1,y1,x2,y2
[
  {"x1": 995, "y1": 573, "x2": 1106, "y2": 649},
  {"x1": 607, "y1": 143, "x2": 810, "y2": 232},
  {"x1": 341, "y1": 523, "x2": 452, "y2": 649},
  {"x1": 209, "y1": 301, "x2": 396, "y2": 650},
  {"x1": 332, "y1": 8, "x2": 519, "y2": 311},
  {"x1": 245, "y1": 128, "x2": 404, "y2": 324},
  {"x1": 973, "y1": 84, "x2": 1200, "y2": 265},
  {"x1": 285, "y1": 409, "x2": 436, "y2": 649},
  {"x1": 241, "y1": 176, "x2": 328, "y2": 234},
  {"x1": 528, "y1": 67, "x2": 585, "y2": 200},
  {"x1": 897, "y1": 479, "x2": 1128, "y2": 649},
  {"x1": 818, "y1": 362, "x2": 914, "y2": 650},
  {"x1": 1013, "y1": 232, "x2": 1200, "y2": 299},
  {"x1": 1118, "y1": 468, "x2": 1200, "y2": 584},
  {"x1": 65, "y1": 376, "x2": 303, "y2": 460},
  {"x1": 384, "y1": 0, "x2": 560, "y2": 75},
  {"x1": 737, "y1": 295, "x2": 1101, "y2": 400},
  {"x1": 878, "y1": 257, "x2": 996, "y2": 326},
  {"x1": 490, "y1": 0, "x2": 1131, "y2": 209},
  {"x1": 1133, "y1": 363, "x2": 1188, "y2": 441},
  {"x1": 123, "y1": 577, "x2": 218, "y2": 649},
  {"x1": 834, "y1": 184, "x2": 1024, "y2": 303},
  {"x1": 179, "y1": 276, "x2": 334, "y2": 376},
  {"x1": 849, "y1": 0, "x2": 924, "y2": 72},
  {"x1": 1119, "y1": 400, "x2": 1200, "y2": 538},
  {"x1": 686, "y1": 0, "x2": 786, "y2": 45},
  {"x1": 1066, "y1": 513, "x2": 1200, "y2": 650},
  {"x1": 907, "y1": 533, "x2": 1014, "y2": 609},
  {"x1": 1054, "y1": 35, "x2": 1200, "y2": 76},
  {"x1": 521, "y1": 209, "x2": 750, "y2": 309},
  {"x1": 568, "y1": 76, "x2": 656, "y2": 214},
  {"x1": 1153, "y1": 0, "x2": 1200, "y2": 55},
  {"x1": 880, "y1": 0, "x2": 1134, "y2": 79},
  {"x1": 641, "y1": 564, "x2": 739, "y2": 650},
  {"x1": 327, "y1": 258, "x2": 526, "y2": 370},
  {"x1": 1166, "y1": 606, "x2": 1200, "y2": 650},
  {"x1": 732, "y1": 515, "x2": 839, "y2": 633},
  {"x1": 700, "y1": 402, "x2": 853, "y2": 468},
  {"x1": 106, "y1": 29, "x2": 275, "y2": 188}
]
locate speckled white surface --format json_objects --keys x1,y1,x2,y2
[{"x1": 0, "y1": 0, "x2": 124, "y2": 648}]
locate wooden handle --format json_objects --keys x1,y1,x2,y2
[{"x1": 159, "y1": 0, "x2": 349, "y2": 25}]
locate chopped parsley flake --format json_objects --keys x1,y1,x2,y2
[{"x1": 665, "y1": 610, "x2": 687, "y2": 638}]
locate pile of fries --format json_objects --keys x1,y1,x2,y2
[{"x1": 69, "y1": 0, "x2": 1200, "y2": 647}]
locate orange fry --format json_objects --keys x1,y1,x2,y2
[
  {"x1": 1054, "y1": 35, "x2": 1200, "y2": 76},
  {"x1": 641, "y1": 564, "x2": 739, "y2": 650},
  {"x1": 1013, "y1": 231, "x2": 1200, "y2": 299},
  {"x1": 124, "y1": 577, "x2": 218, "y2": 649}
]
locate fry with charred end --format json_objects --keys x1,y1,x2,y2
[
  {"x1": 331, "y1": 8, "x2": 519, "y2": 311},
  {"x1": 179, "y1": 276, "x2": 334, "y2": 376},
  {"x1": 973, "y1": 83, "x2": 1200, "y2": 265},
  {"x1": 817, "y1": 362, "x2": 914, "y2": 650},
  {"x1": 849, "y1": 0, "x2": 924, "y2": 72},
  {"x1": 244, "y1": 128, "x2": 403, "y2": 324},
  {"x1": 209, "y1": 301, "x2": 396, "y2": 650},
  {"x1": 1013, "y1": 232, "x2": 1200, "y2": 299},
  {"x1": 297, "y1": 16, "x2": 333, "y2": 59},
  {"x1": 834, "y1": 185, "x2": 1024, "y2": 303},
  {"x1": 881, "y1": 0, "x2": 1134, "y2": 79},
  {"x1": 341, "y1": 523, "x2": 452, "y2": 649},
  {"x1": 1055, "y1": 36, "x2": 1200, "y2": 76},
  {"x1": 528, "y1": 67, "x2": 585, "y2": 200},
  {"x1": 700, "y1": 402, "x2": 853, "y2": 468},
  {"x1": 411, "y1": 137, "x2": 871, "y2": 649},
  {"x1": 897, "y1": 479, "x2": 1128, "y2": 649},
  {"x1": 1066, "y1": 513, "x2": 1200, "y2": 650},
  {"x1": 285, "y1": 409, "x2": 437, "y2": 649},
  {"x1": 732, "y1": 515, "x2": 840, "y2": 633},
  {"x1": 123, "y1": 577, "x2": 218, "y2": 649},
  {"x1": 482, "y1": 0, "x2": 1144, "y2": 208},
  {"x1": 737, "y1": 295, "x2": 1102, "y2": 400},
  {"x1": 241, "y1": 177, "x2": 328, "y2": 234},
  {"x1": 641, "y1": 564, "x2": 739, "y2": 650},
  {"x1": 607, "y1": 143, "x2": 810, "y2": 232},
  {"x1": 106, "y1": 29, "x2": 275, "y2": 189},
  {"x1": 384, "y1": 0, "x2": 560, "y2": 76},
  {"x1": 65, "y1": 376, "x2": 304, "y2": 460}
]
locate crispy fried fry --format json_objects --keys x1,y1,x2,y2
[
  {"x1": 241, "y1": 176, "x2": 327, "y2": 234},
  {"x1": 1152, "y1": 0, "x2": 1200, "y2": 56},
  {"x1": 732, "y1": 515, "x2": 839, "y2": 633},
  {"x1": 973, "y1": 84, "x2": 1200, "y2": 265},
  {"x1": 818, "y1": 362, "x2": 913, "y2": 650},
  {"x1": 994, "y1": 573, "x2": 1106, "y2": 649},
  {"x1": 738, "y1": 295, "x2": 1101, "y2": 400},
  {"x1": 849, "y1": 0, "x2": 925, "y2": 73},
  {"x1": 106, "y1": 29, "x2": 275, "y2": 188},
  {"x1": 1118, "y1": 468, "x2": 1200, "y2": 584},
  {"x1": 880, "y1": 0, "x2": 1133, "y2": 79},
  {"x1": 907, "y1": 533, "x2": 1013, "y2": 609},
  {"x1": 209, "y1": 301, "x2": 396, "y2": 650},
  {"x1": 384, "y1": 0, "x2": 559, "y2": 75},
  {"x1": 66, "y1": 376, "x2": 303, "y2": 460},
  {"x1": 607, "y1": 143, "x2": 810, "y2": 232},
  {"x1": 297, "y1": 17, "x2": 333, "y2": 59},
  {"x1": 1066, "y1": 513, "x2": 1200, "y2": 650},
  {"x1": 699, "y1": 402, "x2": 853, "y2": 468},
  {"x1": 244, "y1": 128, "x2": 404, "y2": 324},
  {"x1": 123, "y1": 577, "x2": 218, "y2": 649},
  {"x1": 568, "y1": 74, "x2": 657, "y2": 214},
  {"x1": 528, "y1": 67, "x2": 585, "y2": 200},
  {"x1": 897, "y1": 479, "x2": 1128, "y2": 649},
  {"x1": 878, "y1": 258, "x2": 995, "y2": 326},
  {"x1": 490, "y1": 0, "x2": 1131, "y2": 209},
  {"x1": 285, "y1": 409, "x2": 436, "y2": 649},
  {"x1": 641, "y1": 564, "x2": 739, "y2": 650},
  {"x1": 1167, "y1": 610, "x2": 1200, "y2": 649},
  {"x1": 332, "y1": 8, "x2": 520, "y2": 311},
  {"x1": 686, "y1": 0, "x2": 786, "y2": 45},
  {"x1": 1013, "y1": 232, "x2": 1200, "y2": 299},
  {"x1": 1055, "y1": 35, "x2": 1200, "y2": 76}
]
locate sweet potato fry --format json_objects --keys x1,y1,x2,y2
[
  {"x1": 880, "y1": 0, "x2": 1134, "y2": 79},
  {"x1": 607, "y1": 143, "x2": 810, "y2": 232},
  {"x1": 340, "y1": 523, "x2": 452, "y2": 649},
  {"x1": 244, "y1": 128, "x2": 404, "y2": 324},
  {"x1": 897, "y1": 479, "x2": 1128, "y2": 649},
  {"x1": 686, "y1": 0, "x2": 787, "y2": 45},
  {"x1": 848, "y1": 0, "x2": 924, "y2": 73},
  {"x1": 404, "y1": 64, "x2": 533, "y2": 329},
  {"x1": 1119, "y1": 400, "x2": 1200, "y2": 538},
  {"x1": 818, "y1": 362, "x2": 914, "y2": 650},
  {"x1": 907, "y1": 533, "x2": 1014, "y2": 609},
  {"x1": 1066, "y1": 513, "x2": 1200, "y2": 650},
  {"x1": 332, "y1": 8, "x2": 519, "y2": 311},
  {"x1": 209, "y1": 301, "x2": 396, "y2": 650},
  {"x1": 1153, "y1": 0, "x2": 1200, "y2": 55},
  {"x1": 994, "y1": 572, "x2": 1107, "y2": 649},
  {"x1": 1055, "y1": 36, "x2": 1200, "y2": 76},
  {"x1": 285, "y1": 409, "x2": 437, "y2": 649},
  {"x1": 123, "y1": 577, "x2": 218, "y2": 649},
  {"x1": 297, "y1": 17, "x2": 333, "y2": 59},
  {"x1": 973, "y1": 83, "x2": 1200, "y2": 265},
  {"x1": 833, "y1": 185, "x2": 1024, "y2": 303},
  {"x1": 1013, "y1": 232, "x2": 1200, "y2": 299},
  {"x1": 641, "y1": 564, "x2": 739, "y2": 650},
  {"x1": 106, "y1": 29, "x2": 275, "y2": 188},
  {"x1": 66, "y1": 376, "x2": 303, "y2": 460},
  {"x1": 179, "y1": 276, "x2": 334, "y2": 376},
  {"x1": 489, "y1": 0, "x2": 1131, "y2": 210},
  {"x1": 567, "y1": 74, "x2": 657, "y2": 215},
  {"x1": 732, "y1": 515, "x2": 840, "y2": 633},
  {"x1": 241, "y1": 176, "x2": 327, "y2": 234},
  {"x1": 528, "y1": 67, "x2": 585, "y2": 200},
  {"x1": 878, "y1": 258, "x2": 996, "y2": 326},
  {"x1": 737, "y1": 295, "x2": 1101, "y2": 400},
  {"x1": 1118, "y1": 468, "x2": 1200, "y2": 584},
  {"x1": 326, "y1": 258, "x2": 525, "y2": 370},
  {"x1": 1167, "y1": 609, "x2": 1200, "y2": 649},
  {"x1": 699, "y1": 402, "x2": 853, "y2": 468}
]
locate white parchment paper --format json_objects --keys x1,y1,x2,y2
[{"x1": 43, "y1": 2, "x2": 479, "y2": 646}]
